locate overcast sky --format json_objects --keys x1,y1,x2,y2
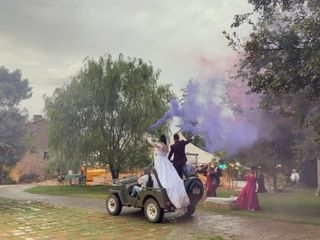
[{"x1": 0, "y1": 0, "x2": 252, "y2": 117}]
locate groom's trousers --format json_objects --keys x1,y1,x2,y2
[{"x1": 174, "y1": 164, "x2": 184, "y2": 179}]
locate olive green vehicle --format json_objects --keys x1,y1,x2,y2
[{"x1": 106, "y1": 168, "x2": 204, "y2": 223}]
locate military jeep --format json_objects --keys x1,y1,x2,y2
[{"x1": 106, "y1": 166, "x2": 204, "y2": 223}]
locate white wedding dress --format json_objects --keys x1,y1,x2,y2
[{"x1": 148, "y1": 138, "x2": 190, "y2": 209}]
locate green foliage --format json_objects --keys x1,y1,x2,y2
[
  {"x1": 248, "y1": 0, "x2": 305, "y2": 13},
  {"x1": 182, "y1": 131, "x2": 206, "y2": 150},
  {"x1": 291, "y1": 128, "x2": 320, "y2": 186},
  {"x1": 299, "y1": 159, "x2": 318, "y2": 187},
  {"x1": 0, "y1": 66, "x2": 32, "y2": 184},
  {"x1": 0, "y1": 168, "x2": 16, "y2": 184},
  {"x1": 44, "y1": 158, "x2": 70, "y2": 177},
  {"x1": 226, "y1": 0, "x2": 320, "y2": 140},
  {"x1": 240, "y1": 6, "x2": 320, "y2": 97},
  {"x1": 225, "y1": 0, "x2": 320, "y2": 187},
  {"x1": 19, "y1": 173, "x2": 40, "y2": 183},
  {"x1": 214, "y1": 150, "x2": 229, "y2": 162},
  {"x1": 232, "y1": 107, "x2": 320, "y2": 187},
  {"x1": 0, "y1": 66, "x2": 32, "y2": 108},
  {"x1": 44, "y1": 54, "x2": 175, "y2": 178},
  {"x1": 233, "y1": 112, "x2": 296, "y2": 189}
]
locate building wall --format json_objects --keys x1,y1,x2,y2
[{"x1": 10, "y1": 115, "x2": 49, "y2": 181}]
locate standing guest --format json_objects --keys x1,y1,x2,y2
[
  {"x1": 197, "y1": 164, "x2": 209, "y2": 176},
  {"x1": 290, "y1": 169, "x2": 300, "y2": 184},
  {"x1": 206, "y1": 164, "x2": 215, "y2": 197},
  {"x1": 215, "y1": 164, "x2": 223, "y2": 187},
  {"x1": 205, "y1": 162, "x2": 218, "y2": 197},
  {"x1": 236, "y1": 166, "x2": 261, "y2": 211},
  {"x1": 57, "y1": 174, "x2": 64, "y2": 185},
  {"x1": 68, "y1": 169, "x2": 73, "y2": 185},
  {"x1": 257, "y1": 169, "x2": 267, "y2": 193},
  {"x1": 212, "y1": 162, "x2": 221, "y2": 197},
  {"x1": 79, "y1": 166, "x2": 87, "y2": 186}
]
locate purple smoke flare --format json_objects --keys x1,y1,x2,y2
[
  {"x1": 178, "y1": 78, "x2": 258, "y2": 153},
  {"x1": 147, "y1": 99, "x2": 182, "y2": 132},
  {"x1": 148, "y1": 78, "x2": 259, "y2": 154}
]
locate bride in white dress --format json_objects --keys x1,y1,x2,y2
[{"x1": 147, "y1": 134, "x2": 190, "y2": 209}]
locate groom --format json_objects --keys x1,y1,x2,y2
[{"x1": 168, "y1": 133, "x2": 194, "y2": 179}]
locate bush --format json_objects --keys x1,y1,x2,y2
[
  {"x1": 44, "y1": 159, "x2": 71, "y2": 179},
  {"x1": 300, "y1": 160, "x2": 317, "y2": 187},
  {"x1": 2, "y1": 176, "x2": 16, "y2": 185},
  {"x1": 19, "y1": 173, "x2": 40, "y2": 183}
]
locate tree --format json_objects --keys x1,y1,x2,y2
[
  {"x1": 292, "y1": 128, "x2": 320, "y2": 186},
  {"x1": 247, "y1": 0, "x2": 305, "y2": 13},
  {"x1": 223, "y1": 0, "x2": 320, "y2": 188},
  {"x1": 0, "y1": 66, "x2": 32, "y2": 184},
  {"x1": 233, "y1": 111, "x2": 295, "y2": 190},
  {"x1": 44, "y1": 54, "x2": 175, "y2": 179},
  {"x1": 225, "y1": 0, "x2": 320, "y2": 140}
]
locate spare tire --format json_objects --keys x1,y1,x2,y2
[{"x1": 185, "y1": 178, "x2": 204, "y2": 205}]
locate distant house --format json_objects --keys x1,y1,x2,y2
[{"x1": 10, "y1": 115, "x2": 49, "y2": 182}]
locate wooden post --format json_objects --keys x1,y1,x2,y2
[{"x1": 317, "y1": 158, "x2": 320, "y2": 196}]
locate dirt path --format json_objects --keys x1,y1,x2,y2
[{"x1": 0, "y1": 184, "x2": 319, "y2": 240}]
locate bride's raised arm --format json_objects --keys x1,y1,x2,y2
[{"x1": 146, "y1": 134, "x2": 162, "y2": 149}]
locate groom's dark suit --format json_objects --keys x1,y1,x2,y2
[{"x1": 168, "y1": 138, "x2": 192, "y2": 179}]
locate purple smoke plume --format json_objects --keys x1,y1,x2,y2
[
  {"x1": 147, "y1": 99, "x2": 182, "y2": 132},
  {"x1": 179, "y1": 78, "x2": 258, "y2": 153},
  {"x1": 148, "y1": 78, "x2": 259, "y2": 154}
]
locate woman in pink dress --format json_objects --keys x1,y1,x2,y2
[
  {"x1": 205, "y1": 164, "x2": 215, "y2": 197},
  {"x1": 236, "y1": 166, "x2": 261, "y2": 211}
]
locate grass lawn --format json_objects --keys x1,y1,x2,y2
[
  {"x1": 201, "y1": 187, "x2": 320, "y2": 225},
  {"x1": 25, "y1": 185, "x2": 109, "y2": 199}
]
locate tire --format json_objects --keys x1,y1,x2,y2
[
  {"x1": 185, "y1": 204, "x2": 196, "y2": 217},
  {"x1": 144, "y1": 198, "x2": 164, "y2": 223},
  {"x1": 186, "y1": 178, "x2": 204, "y2": 205},
  {"x1": 106, "y1": 194, "x2": 122, "y2": 216}
]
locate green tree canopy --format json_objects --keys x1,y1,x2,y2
[
  {"x1": 45, "y1": 54, "x2": 175, "y2": 178},
  {"x1": 224, "y1": 0, "x2": 320, "y2": 187},
  {"x1": 0, "y1": 66, "x2": 32, "y2": 184},
  {"x1": 225, "y1": 0, "x2": 320, "y2": 140},
  {"x1": 233, "y1": 112, "x2": 295, "y2": 190}
]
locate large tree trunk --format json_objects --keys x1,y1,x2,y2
[{"x1": 272, "y1": 169, "x2": 278, "y2": 192}]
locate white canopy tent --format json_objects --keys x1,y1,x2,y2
[{"x1": 177, "y1": 132, "x2": 219, "y2": 165}]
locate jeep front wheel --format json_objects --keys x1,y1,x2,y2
[
  {"x1": 106, "y1": 194, "x2": 122, "y2": 216},
  {"x1": 144, "y1": 198, "x2": 164, "y2": 223}
]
